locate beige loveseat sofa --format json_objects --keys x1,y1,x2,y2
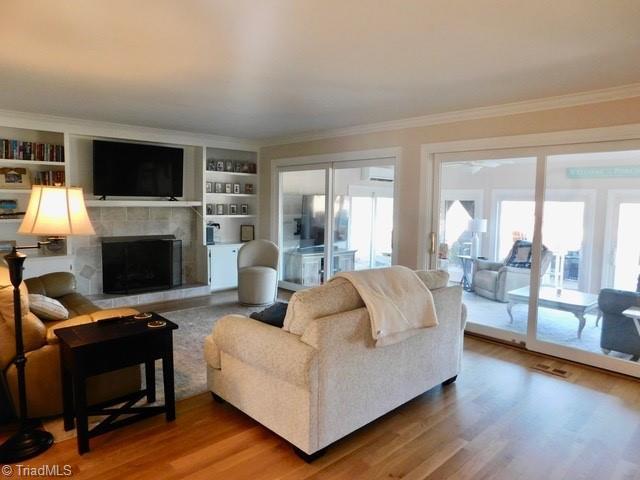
[
  {"x1": 204, "y1": 270, "x2": 465, "y2": 459},
  {"x1": 0, "y1": 267, "x2": 141, "y2": 418}
]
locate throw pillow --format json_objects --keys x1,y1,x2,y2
[
  {"x1": 505, "y1": 240, "x2": 533, "y2": 269},
  {"x1": 28, "y1": 294, "x2": 69, "y2": 321},
  {"x1": 250, "y1": 302, "x2": 288, "y2": 328}
]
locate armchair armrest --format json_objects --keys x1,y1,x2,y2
[
  {"x1": 475, "y1": 259, "x2": 503, "y2": 271},
  {"x1": 211, "y1": 315, "x2": 317, "y2": 389}
]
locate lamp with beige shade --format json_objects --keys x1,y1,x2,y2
[{"x1": 0, "y1": 186, "x2": 94, "y2": 463}]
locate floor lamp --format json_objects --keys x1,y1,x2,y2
[{"x1": 0, "y1": 186, "x2": 95, "y2": 463}]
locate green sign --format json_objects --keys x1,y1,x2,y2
[{"x1": 567, "y1": 166, "x2": 640, "y2": 178}]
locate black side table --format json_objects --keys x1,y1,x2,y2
[{"x1": 55, "y1": 313, "x2": 178, "y2": 454}]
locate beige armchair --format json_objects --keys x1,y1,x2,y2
[
  {"x1": 237, "y1": 239, "x2": 279, "y2": 306},
  {"x1": 473, "y1": 245, "x2": 553, "y2": 302},
  {"x1": 0, "y1": 267, "x2": 141, "y2": 418}
]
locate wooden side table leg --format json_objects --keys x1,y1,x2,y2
[
  {"x1": 73, "y1": 374, "x2": 89, "y2": 454},
  {"x1": 162, "y1": 345, "x2": 176, "y2": 422},
  {"x1": 145, "y1": 360, "x2": 156, "y2": 403}
]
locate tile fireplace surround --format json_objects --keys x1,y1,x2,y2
[{"x1": 72, "y1": 207, "x2": 198, "y2": 295}]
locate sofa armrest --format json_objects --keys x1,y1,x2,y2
[
  {"x1": 475, "y1": 259, "x2": 503, "y2": 271},
  {"x1": 211, "y1": 315, "x2": 317, "y2": 389}
]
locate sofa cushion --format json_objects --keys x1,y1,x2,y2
[
  {"x1": 283, "y1": 277, "x2": 365, "y2": 336},
  {"x1": 28, "y1": 294, "x2": 69, "y2": 322},
  {"x1": 415, "y1": 270, "x2": 449, "y2": 290},
  {"x1": 58, "y1": 293, "x2": 99, "y2": 316},
  {"x1": 46, "y1": 314, "x2": 93, "y2": 344},
  {"x1": 250, "y1": 302, "x2": 288, "y2": 328},
  {"x1": 24, "y1": 272, "x2": 76, "y2": 299}
]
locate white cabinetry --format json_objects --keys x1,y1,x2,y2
[{"x1": 209, "y1": 243, "x2": 242, "y2": 291}]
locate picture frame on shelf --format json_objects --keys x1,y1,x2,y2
[
  {"x1": 241, "y1": 162, "x2": 251, "y2": 174},
  {"x1": 206, "y1": 203, "x2": 214, "y2": 215},
  {"x1": 214, "y1": 182, "x2": 224, "y2": 193},
  {"x1": 229, "y1": 204, "x2": 238, "y2": 215},
  {"x1": 206, "y1": 182, "x2": 213, "y2": 193},
  {"x1": 240, "y1": 225, "x2": 255, "y2": 242},
  {"x1": 206, "y1": 159, "x2": 216, "y2": 171},
  {"x1": 216, "y1": 204, "x2": 226, "y2": 215},
  {"x1": 233, "y1": 183, "x2": 241, "y2": 194},
  {"x1": 0, "y1": 240, "x2": 16, "y2": 254},
  {"x1": 0, "y1": 199, "x2": 18, "y2": 213},
  {"x1": 225, "y1": 183, "x2": 232, "y2": 194},
  {"x1": 225, "y1": 160, "x2": 234, "y2": 172},
  {"x1": 248, "y1": 163, "x2": 257, "y2": 174},
  {"x1": 0, "y1": 168, "x2": 31, "y2": 189},
  {"x1": 216, "y1": 160, "x2": 225, "y2": 172},
  {"x1": 241, "y1": 204, "x2": 249, "y2": 215},
  {"x1": 234, "y1": 162, "x2": 244, "y2": 173},
  {"x1": 244, "y1": 183, "x2": 254, "y2": 194}
]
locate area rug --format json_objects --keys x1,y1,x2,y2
[{"x1": 44, "y1": 297, "x2": 268, "y2": 442}]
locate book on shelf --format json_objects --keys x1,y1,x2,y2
[
  {"x1": 1, "y1": 138, "x2": 65, "y2": 162},
  {"x1": 33, "y1": 170, "x2": 65, "y2": 186}
]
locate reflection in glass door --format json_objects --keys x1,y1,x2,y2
[
  {"x1": 332, "y1": 164, "x2": 395, "y2": 275},
  {"x1": 279, "y1": 168, "x2": 328, "y2": 289},
  {"x1": 278, "y1": 160, "x2": 396, "y2": 290}
]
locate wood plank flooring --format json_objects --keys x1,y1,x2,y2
[{"x1": 3, "y1": 336, "x2": 640, "y2": 479}]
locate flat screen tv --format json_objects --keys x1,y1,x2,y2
[{"x1": 93, "y1": 140, "x2": 184, "y2": 198}]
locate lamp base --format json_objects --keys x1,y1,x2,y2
[{"x1": 0, "y1": 427, "x2": 54, "y2": 463}]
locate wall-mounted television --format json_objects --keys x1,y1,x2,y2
[{"x1": 93, "y1": 140, "x2": 184, "y2": 198}]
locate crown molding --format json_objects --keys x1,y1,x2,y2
[
  {"x1": 261, "y1": 82, "x2": 640, "y2": 147},
  {"x1": 0, "y1": 109, "x2": 260, "y2": 151}
]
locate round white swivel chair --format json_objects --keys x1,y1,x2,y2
[{"x1": 237, "y1": 239, "x2": 279, "y2": 306}]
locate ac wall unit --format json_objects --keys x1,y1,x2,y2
[{"x1": 362, "y1": 167, "x2": 394, "y2": 182}]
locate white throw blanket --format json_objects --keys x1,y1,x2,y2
[{"x1": 332, "y1": 266, "x2": 438, "y2": 347}]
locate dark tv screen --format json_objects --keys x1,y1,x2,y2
[{"x1": 93, "y1": 140, "x2": 183, "y2": 197}]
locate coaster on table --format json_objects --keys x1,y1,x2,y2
[
  {"x1": 134, "y1": 312, "x2": 153, "y2": 320},
  {"x1": 147, "y1": 320, "x2": 166, "y2": 328}
]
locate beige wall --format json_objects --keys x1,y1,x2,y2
[{"x1": 260, "y1": 97, "x2": 640, "y2": 269}]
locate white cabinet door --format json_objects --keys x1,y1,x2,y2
[{"x1": 209, "y1": 244, "x2": 240, "y2": 290}]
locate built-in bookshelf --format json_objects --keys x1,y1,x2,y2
[{"x1": 204, "y1": 147, "x2": 258, "y2": 244}]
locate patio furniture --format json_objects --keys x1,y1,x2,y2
[
  {"x1": 473, "y1": 241, "x2": 553, "y2": 303},
  {"x1": 506, "y1": 286, "x2": 599, "y2": 338},
  {"x1": 599, "y1": 288, "x2": 640, "y2": 359}
]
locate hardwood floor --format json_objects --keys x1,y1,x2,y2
[{"x1": 3, "y1": 336, "x2": 640, "y2": 479}]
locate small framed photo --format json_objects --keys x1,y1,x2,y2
[
  {"x1": 234, "y1": 161, "x2": 244, "y2": 173},
  {"x1": 248, "y1": 163, "x2": 257, "y2": 174},
  {"x1": 244, "y1": 183, "x2": 254, "y2": 194},
  {"x1": 206, "y1": 159, "x2": 216, "y2": 171},
  {"x1": 229, "y1": 204, "x2": 238, "y2": 215},
  {"x1": 225, "y1": 183, "x2": 232, "y2": 194},
  {"x1": 206, "y1": 182, "x2": 213, "y2": 193},
  {"x1": 225, "y1": 160, "x2": 234, "y2": 172},
  {"x1": 206, "y1": 203, "x2": 214, "y2": 215},
  {"x1": 233, "y1": 183, "x2": 241, "y2": 194},
  {"x1": 0, "y1": 240, "x2": 16, "y2": 254},
  {"x1": 241, "y1": 162, "x2": 251, "y2": 173},
  {"x1": 0, "y1": 168, "x2": 31, "y2": 189},
  {"x1": 216, "y1": 160, "x2": 225, "y2": 172},
  {"x1": 216, "y1": 204, "x2": 226, "y2": 215},
  {"x1": 240, "y1": 225, "x2": 255, "y2": 242},
  {"x1": 214, "y1": 182, "x2": 224, "y2": 193},
  {"x1": 240, "y1": 204, "x2": 249, "y2": 215}
]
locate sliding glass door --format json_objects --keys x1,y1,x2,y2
[
  {"x1": 277, "y1": 159, "x2": 396, "y2": 290},
  {"x1": 437, "y1": 155, "x2": 537, "y2": 342},
  {"x1": 433, "y1": 142, "x2": 640, "y2": 377}
]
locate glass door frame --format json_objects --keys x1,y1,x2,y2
[
  {"x1": 429, "y1": 138, "x2": 640, "y2": 378},
  {"x1": 271, "y1": 148, "x2": 400, "y2": 291}
]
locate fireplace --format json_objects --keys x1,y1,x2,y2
[{"x1": 101, "y1": 235, "x2": 182, "y2": 294}]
